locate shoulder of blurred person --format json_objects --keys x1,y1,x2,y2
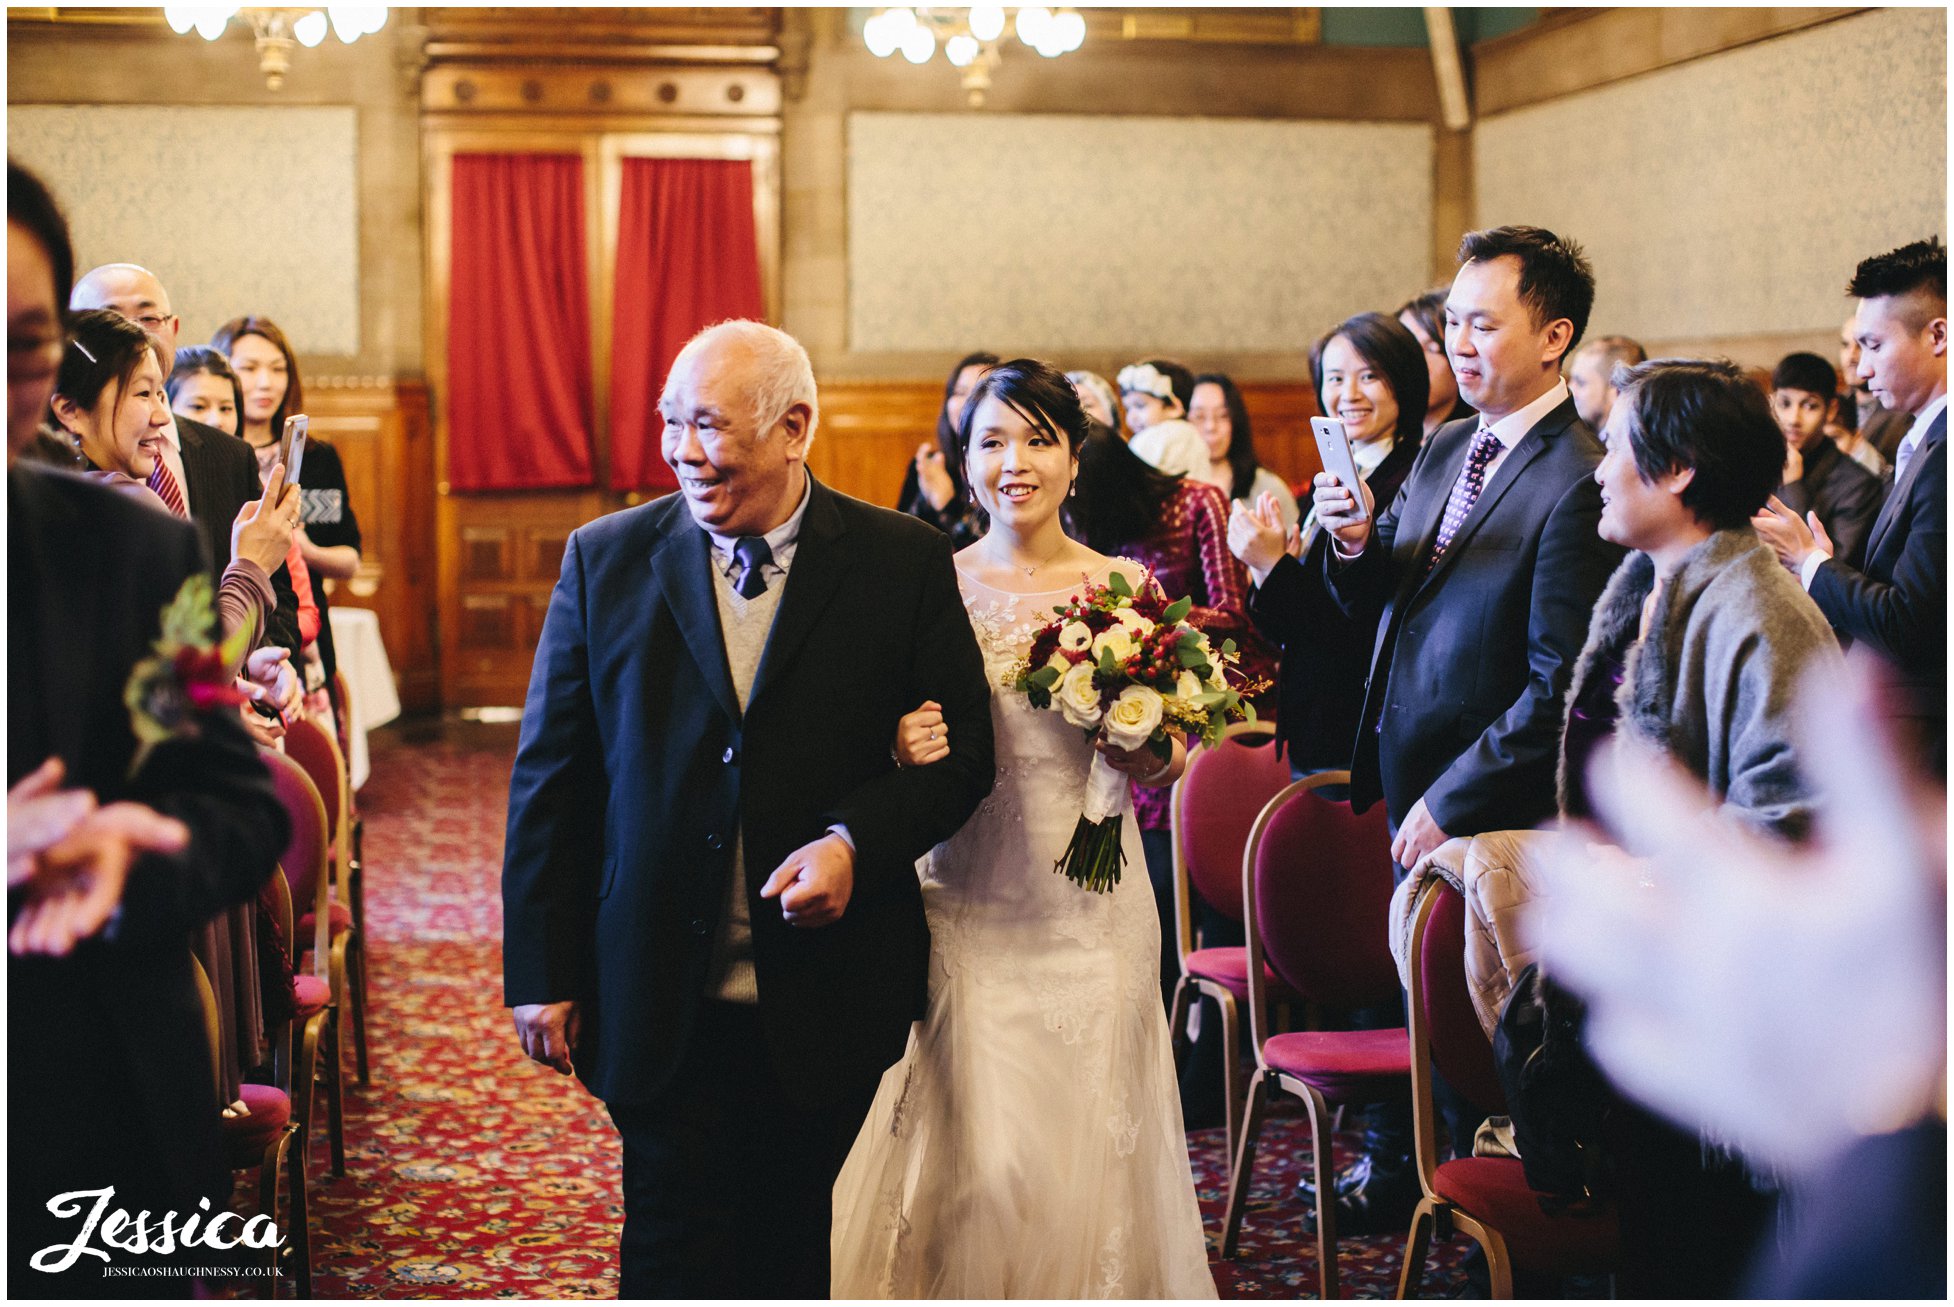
[{"x1": 10, "y1": 458, "x2": 290, "y2": 1249}]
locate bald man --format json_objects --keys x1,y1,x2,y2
[
  {"x1": 1565, "y1": 333, "x2": 1647, "y2": 434},
  {"x1": 70, "y1": 264, "x2": 300, "y2": 655}
]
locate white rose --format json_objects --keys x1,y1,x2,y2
[
  {"x1": 1102, "y1": 685, "x2": 1165, "y2": 751},
  {"x1": 1176, "y1": 669, "x2": 1203, "y2": 702},
  {"x1": 1113, "y1": 609, "x2": 1155, "y2": 639},
  {"x1": 1057, "y1": 621, "x2": 1093, "y2": 653},
  {"x1": 1045, "y1": 650, "x2": 1072, "y2": 680},
  {"x1": 1057, "y1": 661, "x2": 1104, "y2": 728},
  {"x1": 1091, "y1": 627, "x2": 1136, "y2": 663}
]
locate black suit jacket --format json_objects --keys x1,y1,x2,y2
[
  {"x1": 1807, "y1": 410, "x2": 1946, "y2": 769},
  {"x1": 8, "y1": 465, "x2": 288, "y2": 1282},
  {"x1": 1250, "y1": 435, "x2": 1419, "y2": 772},
  {"x1": 175, "y1": 414, "x2": 302, "y2": 654},
  {"x1": 501, "y1": 476, "x2": 996, "y2": 1109},
  {"x1": 1325, "y1": 397, "x2": 1624, "y2": 834}
]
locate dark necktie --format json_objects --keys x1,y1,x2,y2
[
  {"x1": 1427, "y1": 429, "x2": 1502, "y2": 573},
  {"x1": 147, "y1": 457, "x2": 190, "y2": 520},
  {"x1": 732, "y1": 535, "x2": 773, "y2": 599}
]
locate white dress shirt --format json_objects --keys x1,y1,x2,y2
[{"x1": 1475, "y1": 378, "x2": 1571, "y2": 487}]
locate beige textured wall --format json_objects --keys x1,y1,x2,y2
[
  {"x1": 6, "y1": 19, "x2": 425, "y2": 377},
  {"x1": 780, "y1": 9, "x2": 1441, "y2": 383},
  {"x1": 12, "y1": 105, "x2": 362, "y2": 356},
  {"x1": 846, "y1": 111, "x2": 1432, "y2": 361},
  {"x1": 1474, "y1": 7, "x2": 1947, "y2": 364}
]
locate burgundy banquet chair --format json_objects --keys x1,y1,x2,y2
[
  {"x1": 1396, "y1": 878, "x2": 1619, "y2": 1298},
  {"x1": 283, "y1": 715, "x2": 369, "y2": 1085},
  {"x1": 1221, "y1": 771, "x2": 1406, "y2": 1299},
  {"x1": 261, "y1": 745, "x2": 347, "y2": 1182},
  {"x1": 1166, "y1": 720, "x2": 1297, "y2": 1152}
]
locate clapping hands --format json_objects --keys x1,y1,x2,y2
[
  {"x1": 8, "y1": 758, "x2": 189, "y2": 956},
  {"x1": 1226, "y1": 493, "x2": 1291, "y2": 574},
  {"x1": 914, "y1": 444, "x2": 958, "y2": 513}
]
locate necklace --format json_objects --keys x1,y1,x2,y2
[
  {"x1": 993, "y1": 536, "x2": 1070, "y2": 578},
  {"x1": 1008, "y1": 535, "x2": 1070, "y2": 574}
]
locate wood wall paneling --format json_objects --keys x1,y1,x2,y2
[{"x1": 304, "y1": 380, "x2": 438, "y2": 714}]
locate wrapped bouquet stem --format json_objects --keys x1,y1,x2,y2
[{"x1": 1012, "y1": 569, "x2": 1259, "y2": 892}]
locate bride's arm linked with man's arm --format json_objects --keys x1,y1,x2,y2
[{"x1": 824, "y1": 531, "x2": 997, "y2": 889}]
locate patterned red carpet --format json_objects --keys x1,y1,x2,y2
[{"x1": 292, "y1": 722, "x2": 1467, "y2": 1298}]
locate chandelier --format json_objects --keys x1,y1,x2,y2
[
  {"x1": 863, "y1": 6, "x2": 1086, "y2": 107},
  {"x1": 162, "y1": 6, "x2": 390, "y2": 90}
]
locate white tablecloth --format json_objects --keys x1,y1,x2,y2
[{"x1": 328, "y1": 606, "x2": 401, "y2": 789}]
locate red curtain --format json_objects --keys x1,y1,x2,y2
[
  {"x1": 447, "y1": 153, "x2": 595, "y2": 491},
  {"x1": 608, "y1": 157, "x2": 767, "y2": 493}
]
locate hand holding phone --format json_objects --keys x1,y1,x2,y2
[
  {"x1": 277, "y1": 414, "x2": 308, "y2": 490},
  {"x1": 1309, "y1": 417, "x2": 1376, "y2": 554}
]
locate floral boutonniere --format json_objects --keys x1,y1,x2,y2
[{"x1": 123, "y1": 575, "x2": 252, "y2": 775}]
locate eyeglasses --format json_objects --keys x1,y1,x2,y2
[{"x1": 130, "y1": 313, "x2": 177, "y2": 334}]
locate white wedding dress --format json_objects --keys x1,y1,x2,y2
[{"x1": 831, "y1": 563, "x2": 1218, "y2": 1299}]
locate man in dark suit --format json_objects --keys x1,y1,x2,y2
[
  {"x1": 1756, "y1": 238, "x2": 1946, "y2": 773},
  {"x1": 10, "y1": 161, "x2": 290, "y2": 1292},
  {"x1": 68, "y1": 264, "x2": 301, "y2": 656},
  {"x1": 502, "y1": 321, "x2": 995, "y2": 1298},
  {"x1": 1305, "y1": 226, "x2": 1626, "y2": 1231}
]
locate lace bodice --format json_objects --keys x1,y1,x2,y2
[{"x1": 923, "y1": 562, "x2": 1155, "y2": 984}]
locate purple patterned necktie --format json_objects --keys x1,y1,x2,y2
[{"x1": 1427, "y1": 429, "x2": 1502, "y2": 573}]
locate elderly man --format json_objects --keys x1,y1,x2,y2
[
  {"x1": 502, "y1": 320, "x2": 995, "y2": 1298},
  {"x1": 69, "y1": 263, "x2": 301, "y2": 656}
]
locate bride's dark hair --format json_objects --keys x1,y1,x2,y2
[{"x1": 949, "y1": 358, "x2": 1089, "y2": 472}]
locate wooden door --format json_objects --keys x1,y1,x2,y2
[{"x1": 422, "y1": 58, "x2": 781, "y2": 708}]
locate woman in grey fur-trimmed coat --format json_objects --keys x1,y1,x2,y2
[
  {"x1": 1560, "y1": 359, "x2": 1850, "y2": 847},
  {"x1": 1560, "y1": 527, "x2": 1843, "y2": 841}
]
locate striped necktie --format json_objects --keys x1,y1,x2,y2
[{"x1": 147, "y1": 458, "x2": 191, "y2": 520}]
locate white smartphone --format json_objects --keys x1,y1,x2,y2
[
  {"x1": 277, "y1": 414, "x2": 309, "y2": 487},
  {"x1": 1309, "y1": 416, "x2": 1370, "y2": 524}
]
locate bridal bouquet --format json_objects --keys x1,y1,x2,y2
[{"x1": 1010, "y1": 570, "x2": 1253, "y2": 892}]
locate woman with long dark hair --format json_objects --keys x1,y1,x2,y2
[
  {"x1": 52, "y1": 311, "x2": 294, "y2": 662},
  {"x1": 1230, "y1": 310, "x2": 1426, "y2": 773},
  {"x1": 834, "y1": 359, "x2": 1216, "y2": 1298},
  {"x1": 168, "y1": 344, "x2": 320, "y2": 662},
  {"x1": 212, "y1": 315, "x2": 363, "y2": 711},
  {"x1": 895, "y1": 350, "x2": 997, "y2": 548},
  {"x1": 1067, "y1": 414, "x2": 1272, "y2": 1045},
  {"x1": 1398, "y1": 287, "x2": 1474, "y2": 438},
  {"x1": 1187, "y1": 371, "x2": 1298, "y2": 526}
]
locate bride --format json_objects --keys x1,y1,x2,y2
[{"x1": 831, "y1": 359, "x2": 1218, "y2": 1298}]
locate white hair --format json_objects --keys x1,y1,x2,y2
[{"x1": 671, "y1": 319, "x2": 819, "y2": 440}]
